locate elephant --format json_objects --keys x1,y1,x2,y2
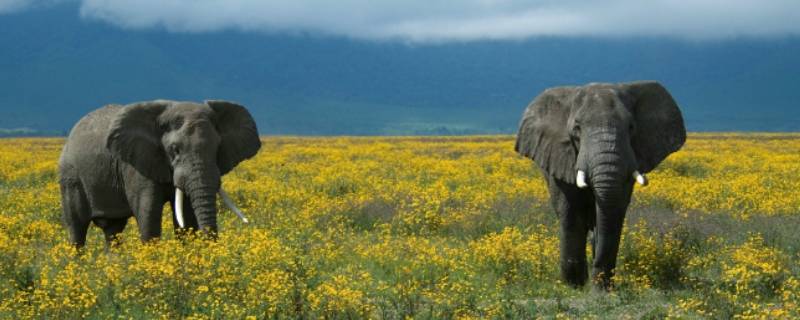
[
  {"x1": 59, "y1": 100, "x2": 261, "y2": 248},
  {"x1": 514, "y1": 81, "x2": 685, "y2": 289}
]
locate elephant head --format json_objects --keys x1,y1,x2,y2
[
  {"x1": 515, "y1": 81, "x2": 685, "y2": 287},
  {"x1": 106, "y1": 100, "x2": 261, "y2": 234}
]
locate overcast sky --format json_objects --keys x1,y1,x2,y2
[{"x1": 2, "y1": 0, "x2": 800, "y2": 41}]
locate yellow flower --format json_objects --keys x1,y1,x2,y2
[{"x1": 2, "y1": 134, "x2": 800, "y2": 318}]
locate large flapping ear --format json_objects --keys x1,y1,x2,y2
[
  {"x1": 106, "y1": 100, "x2": 172, "y2": 182},
  {"x1": 206, "y1": 100, "x2": 261, "y2": 175},
  {"x1": 624, "y1": 81, "x2": 687, "y2": 173},
  {"x1": 515, "y1": 87, "x2": 579, "y2": 184}
]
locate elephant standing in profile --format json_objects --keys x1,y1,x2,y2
[
  {"x1": 59, "y1": 100, "x2": 261, "y2": 248},
  {"x1": 515, "y1": 81, "x2": 685, "y2": 289}
]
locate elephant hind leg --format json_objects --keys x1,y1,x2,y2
[
  {"x1": 60, "y1": 180, "x2": 92, "y2": 249},
  {"x1": 93, "y1": 218, "x2": 129, "y2": 247}
]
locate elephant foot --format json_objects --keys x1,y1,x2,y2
[
  {"x1": 561, "y1": 258, "x2": 588, "y2": 288},
  {"x1": 591, "y1": 269, "x2": 614, "y2": 291}
]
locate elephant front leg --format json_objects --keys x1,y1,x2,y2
[
  {"x1": 559, "y1": 214, "x2": 590, "y2": 287},
  {"x1": 547, "y1": 177, "x2": 595, "y2": 288},
  {"x1": 94, "y1": 217, "x2": 129, "y2": 247},
  {"x1": 129, "y1": 189, "x2": 168, "y2": 242}
]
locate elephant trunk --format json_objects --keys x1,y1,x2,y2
[
  {"x1": 591, "y1": 168, "x2": 628, "y2": 208},
  {"x1": 585, "y1": 128, "x2": 634, "y2": 207},
  {"x1": 585, "y1": 129, "x2": 634, "y2": 289},
  {"x1": 590, "y1": 168, "x2": 629, "y2": 289},
  {"x1": 182, "y1": 162, "x2": 221, "y2": 236},
  {"x1": 188, "y1": 185, "x2": 218, "y2": 235}
]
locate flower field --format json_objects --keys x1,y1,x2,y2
[{"x1": 1, "y1": 134, "x2": 799, "y2": 319}]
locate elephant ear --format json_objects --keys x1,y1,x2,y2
[
  {"x1": 624, "y1": 81, "x2": 687, "y2": 173},
  {"x1": 515, "y1": 87, "x2": 578, "y2": 184},
  {"x1": 106, "y1": 101, "x2": 172, "y2": 183},
  {"x1": 206, "y1": 100, "x2": 261, "y2": 175}
]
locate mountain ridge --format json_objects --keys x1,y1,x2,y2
[{"x1": 1, "y1": 3, "x2": 799, "y2": 135}]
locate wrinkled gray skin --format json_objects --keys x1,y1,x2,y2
[
  {"x1": 59, "y1": 100, "x2": 260, "y2": 248},
  {"x1": 515, "y1": 81, "x2": 685, "y2": 289}
]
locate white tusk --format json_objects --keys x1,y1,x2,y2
[
  {"x1": 634, "y1": 171, "x2": 649, "y2": 186},
  {"x1": 219, "y1": 188, "x2": 249, "y2": 224},
  {"x1": 175, "y1": 188, "x2": 186, "y2": 228},
  {"x1": 576, "y1": 170, "x2": 588, "y2": 188}
]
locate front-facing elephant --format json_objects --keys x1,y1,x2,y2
[
  {"x1": 515, "y1": 81, "x2": 686, "y2": 289},
  {"x1": 59, "y1": 100, "x2": 261, "y2": 248}
]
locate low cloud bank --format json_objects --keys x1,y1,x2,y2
[{"x1": 3, "y1": 0, "x2": 800, "y2": 41}]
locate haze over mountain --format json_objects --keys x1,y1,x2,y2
[{"x1": 1, "y1": 1, "x2": 799, "y2": 135}]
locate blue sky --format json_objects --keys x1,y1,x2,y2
[{"x1": 3, "y1": 0, "x2": 800, "y2": 41}]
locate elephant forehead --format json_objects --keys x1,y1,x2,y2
[
  {"x1": 184, "y1": 121, "x2": 221, "y2": 146},
  {"x1": 586, "y1": 89, "x2": 621, "y2": 105},
  {"x1": 575, "y1": 99, "x2": 632, "y2": 127},
  {"x1": 163, "y1": 102, "x2": 213, "y2": 118}
]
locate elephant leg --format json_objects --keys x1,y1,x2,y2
[
  {"x1": 60, "y1": 180, "x2": 92, "y2": 249},
  {"x1": 129, "y1": 189, "x2": 167, "y2": 242},
  {"x1": 546, "y1": 176, "x2": 595, "y2": 287},
  {"x1": 559, "y1": 210, "x2": 591, "y2": 287},
  {"x1": 588, "y1": 214, "x2": 598, "y2": 261},
  {"x1": 94, "y1": 217, "x2": 129, "y2": 246}
]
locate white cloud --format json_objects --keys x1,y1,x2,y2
[
  {"x1": 0, "y1": 0, "x2": 31, "y2": 13},
  {"x1": 0, "y1": 0, "x2": 63, "y2": 13},
  {"x1": 7, "y1": 0, "x2": 800, "y2": 41}
]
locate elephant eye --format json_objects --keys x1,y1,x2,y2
[
  {"x1": 169, "y1": 145, "x2": 180, "y2": 157},
  {"x1": 172, "y1": 119, "x2": 184, "y2": 130}
]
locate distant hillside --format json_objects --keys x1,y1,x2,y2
[{"x1": 1, "y1": 3, "x2": 799, "y2": 135}]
